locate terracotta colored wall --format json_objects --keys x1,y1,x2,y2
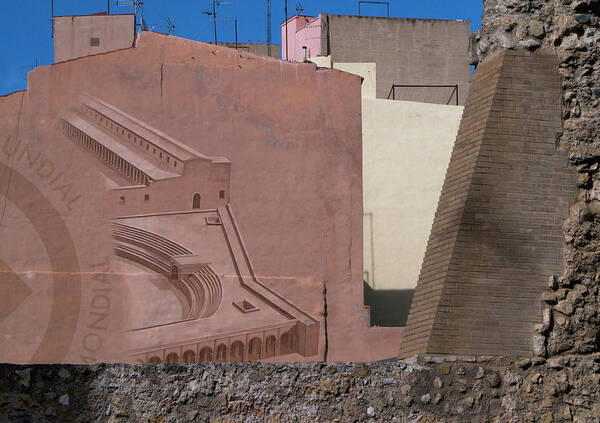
[
  {"x1": 54, "y1": 15, "x2": 135, "y2": 63},
  {"x1": 399, "y1": 50, "x2": 576, "y2": 358},
  {"x1": 0, "y1": 33, "x2": 402, "y2": 364},
  {"x1": 218, "y1": 43, "x2": 280, "y2": 59}
]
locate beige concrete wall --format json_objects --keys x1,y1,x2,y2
[
  {"x1": 362, "y1": 99, "x2": 463, "y2": 290},
  {"x1": 333, "y1": 62, "x2": 376, "y2": 99},
  {"x1": 309, "y1": 56, "x2": 376, "y2": 99},
  {"x1": 54, "y1": 15, "x2": 134, "y2": 63},
  {"x1": 310, "y1": 56, "x2": 331, "y2": 67}
]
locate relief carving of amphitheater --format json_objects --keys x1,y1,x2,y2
[{"x1": 61, "y1": 94, "x2": 319, "y2": 363}]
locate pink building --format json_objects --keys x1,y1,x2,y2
[{"x1": 280, "y1": 15, "x2": 322, "y2": 61}]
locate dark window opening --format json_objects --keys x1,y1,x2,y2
[
  {"x1": 90, "y1": 37, "x2": 100, "y2": 47},
  {"x1": 192, "y1": 193, "x2": 201, "y2": 209},
  {"x1": 219, "y1": 190, "x2": 225, "y2": 199},
  {"x1": 119, "y1": 196, "x2": 125, "y2": 204},
  {"x1": 144, "y1": 194, "x2": 150, "y2": 202}
]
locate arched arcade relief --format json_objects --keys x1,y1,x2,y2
[
  {"x1": 192, "y1": 193, "x2": 201, "y2": 209},
  {"x1": 264, "y1": 335, "x2": 276, "y2": 358},
  {"x1": 199, "y1": 347, "x2": 213, "y2": 362},
  {"x1": 216, "y1": 344, "x2": 227, "y2": 362},
  {"x1": 248, "y1": 337, "x2": 262, "y2": 361},
  {"x1": 230, "y1": 341, "x2": 244, "y2": 362},
  {"x1": 165, "y1": 352, "x2": 179, "y2": 363},
  {"x1": 183, "y1": 350, "x2": 196, "y2": 363}
]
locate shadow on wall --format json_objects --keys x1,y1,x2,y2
[{"x1": 363, "y1": 282, "x2": 414, "y2": 327}]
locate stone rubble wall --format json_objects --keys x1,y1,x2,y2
[
  {"x1": 470, "y1": 0, "x2": 600, "y2": 358},
  {"x1": 1, "y1": 357, "x2": 600, "y2": 422}
]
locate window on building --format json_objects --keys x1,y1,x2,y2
[
  {"x1": 119, "y1": 196, "x2": 125, "y2": 204},
  {"x1": 144, "y1": 194, "x2": 150, "y2": 202},
  {"x1": 192, "y1": 193, "x2": 201, "y2": 209},
  {"x1": 219, "y1": 190, "x2": 225, "y2": 199},
  {"x1": 90, "y1": 37, "x2": 100, "y2": 47}
]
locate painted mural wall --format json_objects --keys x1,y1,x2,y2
[{"x1": 0, "y1": 32, "x2": 402, "y2": 364}]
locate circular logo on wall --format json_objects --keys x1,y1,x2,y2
[{"x1": 0, "y1": 162, "x2": 81, "y2": 363}]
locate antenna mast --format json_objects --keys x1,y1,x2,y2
[
  {"x1": 203, "y1": 1, "x2": 231, "y2": 45},
  {"x1": 51, "y1": 0, "x2": 54, "y2": 38},
  {"x1": 284, "y1": 0, "x2": 288, "y2": 60},
  {"x1": 116, "y1": 0, "x2": 144, "y2": 33},
  {"x1": 135, "y1": 0, "x2": 144, "y2": 32},
  {"x1": 266, "y1": 0, "x2": 271, "y2": 57}
]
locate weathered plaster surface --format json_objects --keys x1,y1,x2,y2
[{"x1": 54, "y1": 14, "x2": 135, "y2": 63}]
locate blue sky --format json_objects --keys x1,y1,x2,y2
[{"x1": 0, "y1": 1, "x2": 482, "y2": 96}]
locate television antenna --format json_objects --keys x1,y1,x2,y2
[
  {"x1": 50, "y1": 0, "x2": 54, "y2": 38},
  {"x1": 19, "y1": 58, "x2": 38, "y2": 82},
  {"x1": 210, "y1": 17, "x2": 238, "y2": 49},
  {"x1": 202, "y1": 1, "x2": 231, "y2": 45},
  {"x1": 149, "y1": 17, "x2": 175, "y2": 35},
  {"x1": 284, "y1": 0, "x2": 288, "y2": 60},
  {"x1": 296, "y1": 2, "x2": 304, "y2": 14},
  {"x1": 116, "y1": 0, "x2": 145, "y2": 32},
  {"x1": 358, "y1": 1, "x2": 390, "y2": 17},
  {"x1": 266, "y1": 0, "x2": 271, "y2": 57}
]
